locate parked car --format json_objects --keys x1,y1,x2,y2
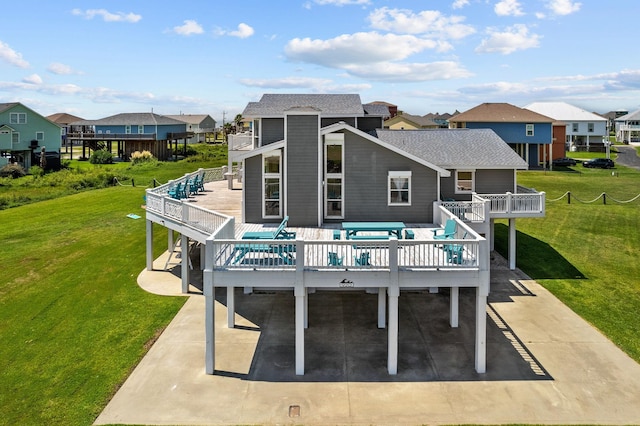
[
  {"x1": 582, "y1": 158, "x2": 614, "y2": 169},
  {"x1": 552, "y1": 157, "x2": 577, "y2": 167}
]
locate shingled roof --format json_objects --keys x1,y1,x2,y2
[
  {"x1": 242, "y1": 94, "x2": 366, "y2": 117},
  {"x1": 450, "y1": 103, "x2": 553, "y2": 123},
  {"x1": 71, "y1": 112, "x2": 186, "y2": 126},
  {"x1": 373, "y1": 128, "x2": 528, "y2": 170}
]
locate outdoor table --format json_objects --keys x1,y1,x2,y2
[{"x1": 341, "y1": 221, "x2": 406, "y2": 239}]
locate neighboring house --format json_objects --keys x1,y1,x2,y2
[
  {"x1": 165, "y1": 114, "x2": 216, "y2": 143},
  {"x1": 69, "y1": 113, "x2": 192, "y2": 160},
  {"x1": 0, "y1": 102, "x2": 62, "y2": 170},
  {"x1": 614, "y1": 109, "x2": 640, "y2": 143},
  {"x1": 384, "y1": 112, "x2": 439, "y2": 129},
  {"x1": 47, "y1": 112, "x2": 86, "y2": 153},
  {"x1": 365, "y1": 101, "x2": 397, "y2": 119},
  {"x1": 449, "y1": 103, "x2": 554, "y2": 168},
  {"x1": 424, "y1": 111, "x2": 457, "y2": 128},
  {"x1": 524, "y1": 101, "x2": 607, "y2": 153}
]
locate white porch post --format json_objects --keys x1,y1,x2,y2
[
  {"x1": 450, "y1": 287, "x2": 459, "y2": 328},
  {"x1": 378, "y1": 288, "x2": 386, "y2": 329},
  {"x1": 168, "y1": 228, "x2": 174, "y2": 252},
  {"x1": 475, "y1": 237, "x2": 490, "y2": 373},
  {"x1": 388, "y1": 237, "x2": 399, "y2": 375},
  {"x1": 509, "y1": 217, "x2": 516, "y2": 270},
  {"x1": 227, "y1": 286, "x2": 235, "y2": 328},
  {"x1": 295, "y1": 239, "x2": 305, "y2": 375},
  {"x1": 204, "y1": 238, "x2": 215, "y2": 374},
  {"x1": 489, "y1": 218, "x2": 495, "y2": 251},
  {"x1": 181, "y1": 234, "x2": 189, "y2": 294},
  {"x1": 146, "y1": 220, "x2": 153, "y2": 271}
]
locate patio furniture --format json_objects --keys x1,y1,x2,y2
[
  {"x1": 432, "y1": 219, "x2": 456, "y2": 240},
  {"x1": 328, "y1": 252, "x2": 344, "y2": 266},
  {"x1": 342, "y1": 222, "x2": 406, "y2": 239},
  {"x1": 232, "y1": 242, "x2": 296, "y2": 265},
  {"x1": 242, "y1": 216, "x2": 296, "y2": 240},
  {"x1": 443, "y1": 232, "x2": 468, "y2": 265},
  {"x1": 354, "y1": 252, "x2": 371, "y2": 266},
  {"x1": 168, "y1": 182, "x2": 187, "y2": 199},
  {"x1": 404, "y1": 229, "x2": 415, "y2": 239}
]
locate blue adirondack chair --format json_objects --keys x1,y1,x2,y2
[
  {"x1": 432, "y1": 219, "x2": 457, "y2": 240},
  {"x1": 169, "y1": 182, "x2": 186, "y2": 199},
  {"x1": 443, "y1": 232, "x2": 468, "y2": 264},
  {"x1": 328, "y1": 252, "x2": 344, "y2": 266},
  {"x1": 354, "y1": 252, "x2": 371, "y2": 266}
]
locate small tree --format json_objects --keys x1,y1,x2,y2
[{"x1": 89, "y1": 150, "x2": 113, "y2": 164}]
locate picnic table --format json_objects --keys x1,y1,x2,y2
[{"x1": 341, "y1": 221, "x2": 406, "y2": 240}]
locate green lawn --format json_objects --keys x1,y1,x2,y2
[{"x1": 1, "y1": 148, "x2": 640, "y2": 424}]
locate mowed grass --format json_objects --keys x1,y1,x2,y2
[
  {"x1": 494, "y1": 164, "x2": 640, "y2": 361},
  {"x1": 0, "y1": 187, "x2": 186, "y2": 425}
]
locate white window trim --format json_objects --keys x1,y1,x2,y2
[
  {"x1": 262, "y1": 150, "x2": 282, "y2": 219},
  {"x1": 526, "y1": 123, "x2": 534, "y2": 137},
  {"x1": 388, "y1": 171, "x2": 411, "y2": 206},
  {"x1": 36, "y1": 131, "x2": 44, "y2": 141},
  {"x1": 324, "y1": 133, "x2": 344, "y2": 218},
  {"x1": 455, "y1": 170, "x2": 475, "y2": 194},
  {"x1": 125, "y1": 125, "x2": 131, "y2": 134},
  {"x1": 10, "y1": 112, "x2": 27, "y2": 125}
]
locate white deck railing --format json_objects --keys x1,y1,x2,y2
[
  {"x1": 480, "y1": 191, "x2": 545, "y2": 217},
  {"x1": 227, "y1": 132, "x2": 253, "y2": 151}
]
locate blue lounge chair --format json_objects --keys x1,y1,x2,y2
[
  {"x1": 328, "y1": 252, "x2": 344, "y2": 266},
  {"x1": 432, "y1": 219, "x2": 457, "y2": 240},
  {"x1": 241, "y1": 216, "x2": 296, "y2": 240}
]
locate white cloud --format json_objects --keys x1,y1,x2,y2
[
  {"x1": 239, "y1": 77, "x2": 334, "y2": 88},
  {"x1": 367, "y1": 7, "x2": 475, "y2": 40},
  {"x1": 228, "y1": 23, "x2": 254, "y2": 38},
  {"x1": 71, "y1": 8, "x2": 141, "y2": 23},
  {"x1": 22, "y1": 74, "x2": 42, "y2": 84},
  {"x1": 475, "y1": 24, "x2": 541, "y2": 54},
  {"x1": 286, "y1": 32, "x2": 448, "y2": 68},
  {"x1": 47, "y1": 62, "x2": 79, "y2": 75},
  {"x1": 173, "y1": 20, "x2": 204, "y2": 36},
  {"x1": 452, "y1": 0, "x2": 469, "y2": 9},
  {"x1": 343, "y1": 61, "x2": 473, "y2": 82},
  {"x1": 495, "y1": 0, "x2": 524, "y2": 17},
  {"x1": 0, "y1": 40, "x2": 29, "y2": 68},
  {"x1": 546, "y1": 0, "x2": 581, "y2": 15}
]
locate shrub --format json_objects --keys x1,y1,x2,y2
[
  {"x1": 130, "y1": 150, "x2": 156, "y2": 166},
  {"x1": 29, "y1": 165, "x2": 44, "y2": 178},
  {"x1": 89, "y1": 150, "x2": 114, "y2": 164},
  {"x1": 0, "y1": 164, "x2": 26, "y2": 178}
]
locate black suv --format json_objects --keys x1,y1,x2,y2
[{"x1": 582, "y1": 158, "x2": 614, "y2": 169}]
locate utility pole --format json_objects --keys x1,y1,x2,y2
[{"x1": 222, "y1": 111, "x2": 226, "y2": 143}]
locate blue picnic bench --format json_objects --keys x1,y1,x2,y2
[{"x1": 342, "y1": 222, "x2": 406, "y2": 240}]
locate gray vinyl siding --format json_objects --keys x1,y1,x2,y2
[
  {"x1": 286, "y1": 114, "x2": 320, "y2": 226},
  {"x1": 357, "y1": 116, "x2": 383, "y2": 133},
  {"x1": 261, "y1": 118, "x2": 284, "y2": 145},
  {"x1": 343, "y1": 132, "x2": 436, "y2": 223},
  {"x1": 321, "y1": 117, "x2": 355, "y2": 128},
  {"x1": 476, "y1": 169, "x2": 515, "y2": 193},
  {"x1": 244, "y1": 155, "x2": 264, "y2": 223}
]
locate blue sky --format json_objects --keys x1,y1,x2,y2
[{"x1": 1, "y1": 0, "x2": 638, "y2": 123}]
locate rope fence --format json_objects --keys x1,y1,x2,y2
[{"x1": 548, "y1": 191, "x2": 640, "y2": 204}]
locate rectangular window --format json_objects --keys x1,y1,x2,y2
[
  {"x1": 388, "y1": 171, "x2": 411, "y2": 205},
  {"x1": 263, "y1": 150, "x2": 281, "y2": 218},
  {"x1": 12, "y1": 133, "x2": 20, "y2": 146},
  {"x1": 526, "y1": 124, "x2": 534, "y2": 136},
  {"x1": 10, "y1": 113, "x2": 27, "y2": 124},
  {"x1": 325, "y1": 133, "x2": 344, "y2": 218},
  {"x1": 455, "y1": 170, "x2": 475, "y2": 194},
  {"x1": 588, "y1": 123, "x2": 594, "y2": 133},
  {"x1": 138, "y1": 125, "x2": 144, "y2": 134},
  {"x1": 36, "y1": 132, "x2": 44, "y2": 142},
  {"x1": 572, "y1": 123, "x2": 579, "y2": 132},
  {"x1": 125, "y1": 125, "x2": 131, "y2": 134}
]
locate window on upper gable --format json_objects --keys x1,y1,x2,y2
[
  {"x1": 526, "y1": 124, "x2": 534, "y2": 136},
  {"x1": 455, "y1": 170, "x2": 475, "y2": 194},
  {"x1": 388, "y1": 171, "x2": 411, "y2": 206},
  {"x1": 572, "y1": 123, "x2": 579, "y2": 132},
  {"x1": 10, "y1": 113, "x2": 26, "y2": 124},
  {"x1": 588, "y1": 123, "x2": 594, "y2": 133}
]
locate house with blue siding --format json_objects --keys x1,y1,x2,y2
[
  {"x1": 448, "y1": 103, "x2": 554, "y2": 168},
  {"x1": 229, "y1": 94, "x2": 529, "y2": 228},
  {"x1": 69, "y1": 112, "x2": 191, "y2": 160},
  {"x1": 0, "y1": 102, "x2": 61, "y2": 171}
]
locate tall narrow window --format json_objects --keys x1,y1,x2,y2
[
  {"x1": 325, "y1": 133, "x2": 344, "y2": 218},
  {"x1": 263, "y1": 150, "x2": 281, "y2": 218},
  {"x1": 455, "y1": 170, "x2": 475, "y2": 193},
  {"x1": 125, "y1": 125, "x2": 131, "y2": 134},
  {"x1": 572, "y1": 123, "x2": 579, "y2": 132},
  {"x1": 526, "y1": 124, "x2": 534, "y2": 136},
  {"x1": 138, "y1": 125, "x2": 144, "y2": 134},
  {"x1": 588, "y1": 123, "x2": 594, "y2": 133},
  {"x1": 388, "y1": 171, "x2": 411, "y2": 205}
]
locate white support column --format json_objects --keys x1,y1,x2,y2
[
  {"x1": 295, "y1": 239, "x2": 305, "y2": 375},
  {"x1": 227, "y1": 286, "x2": 235, "y2": 328},
  {"x1": 146, "y1": 220, "x2": 154, "y2": 271},
  {"x1": 475, "y1": 285, "x2": 488, "y2": 373},
  {"x1": 204, "y1": 238, "x2": 215, "y2": 375},
  {"x1": 168, "y1": 228, "x2": 174, "y2": 252},
  {"x1": 489, "y1": 219, "x2": 495, "y2": 251},
  {"x1": 377, "y1": 287, "x2": 386, "y2": 329},
  {"x1": 509, "y1": 217, "x2": 516, "y2": 270},
  {"x1": 388, "y1": 237, "x2": 399, "y2": 375},
  {"x1": 304, "y1": 287, "x2": 308, "y2": 329},
  {"x1": 181, "y1": 234, "x2": 189, "y2": 294},
  {"x1": 449, "y1": 287, "x2": 459, "y2": 328}
]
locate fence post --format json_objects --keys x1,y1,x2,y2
[
  {"x1": 603, "y1": 193, "x2": 606, "y2": 205},
  {"x1": 567, "y1": 191, "x2": 571, "y2": 204}
]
